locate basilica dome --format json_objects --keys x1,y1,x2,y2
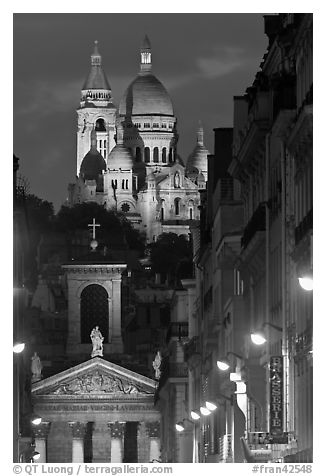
[
  {"x1": 119, "y1": 74, "x2": 174, "y2": 117},
  {"x1": 119, "y1": 36, "x2": 174, "y2": 118}
]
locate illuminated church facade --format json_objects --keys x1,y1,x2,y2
[{"x1": 68, "y1": 37, "x2": 208, "y2": 242}]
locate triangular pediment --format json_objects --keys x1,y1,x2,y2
[
  {"x1": 32, "y1": 357, "x2": 157, "y2": 398},
  {"x1": 157, "y1": 173, "x2": 197, "y2": 190}
]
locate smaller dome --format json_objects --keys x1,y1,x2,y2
[
  {"x1": 186, "y1": 123, "x2": 208, "y2": 175},
  {"x1": 108, "y1": 145, "x2": 133, "y2": 170},
  {"x1": 80, "y1": 151, "x2": 106, "y2": 180},
  {"x1": 197, "y1": 171, "x2": 205, "y2": 182},
  {"x1": 80, "y1": 129, "x2": 106, "y2": 192},
  {"x1": 107, "y1": 122, "x2": 133, "y2": 170}
]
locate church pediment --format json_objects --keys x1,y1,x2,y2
[
  {"x1": 32, "y1": 357, "x2": 157, "y2": 398},
  {"x1": 157, "y1": 174, "x2": 197, "y2": 190}
]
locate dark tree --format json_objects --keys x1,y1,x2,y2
[
  {"x1": 54, "y1": 203, "x2": 145, "y2": 252},
  {"x1": 149, "y1": 233, "x2": 193, "y2": 285}
]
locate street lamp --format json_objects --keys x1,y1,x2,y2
[
  {"x1": 190, "y1": 410, "x2": 201, "y2": 420},
  {"x1": 216, "y1": 351, "x2": 244, "y2": 371},
  {"x1": 19, "y1": 442, "x2": 41, "y2": 463},
  {"x1": 175, "y1": 418, "x2": 195, "y2": 432},
  {"x1": 200, "y1": 406, "x2": 211, "y2": 416},
  {"x1": 298, "y1": 273, "x2": 313, "y2": 291},
  {"x1": 217, "y1": 359, "x2": 231, "y2": 371},
  {"x1": 205, "y1": 401, "x2": 218, "y2": 411},
  {"x1": 175, "y1": 421, "x2": 186, "y2": 432},
  {"x1": 13, "y1": 342, "x2": 25, "y2": 353},
  {"x1": 250, "y1": 322, "x2": 282, "y2": 345},
  {"x1": 31, "y1": 414, "x2": 42, "y2": 426}
]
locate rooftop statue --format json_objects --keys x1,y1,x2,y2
[{"x1": 90, "y1": 326, "x2": 104, "y2": 357}]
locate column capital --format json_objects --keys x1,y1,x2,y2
[
  {"x1": 108, "y1": 422, "x2": 125, "y2": 439},
  {"x1": 146, "y1": 421, "x2": 160, "y2": 438},
  {"x1": 33, "y1": 421, "x2": 51, "y2": 439},
  {"x1": 68, "y1": 422, "x2": 87, "y2": 439}
]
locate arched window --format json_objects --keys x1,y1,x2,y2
[
  {"x1": 145, "y1": 147, "x2": 150, "y2": 163},
  {"x1": 80, "y1": 284, "x2": 108, "y2": 343},
  {"x1": 126, "y1": 179, "x2": 129, "y2": 190},
  {"x1": 189, "y1": 200, "x2": 194, "y2": 220},
  {"x1": 153, "y1": 147, "x2": 159, "y2": 163},
  {"x1": 162, "y1": 148, "x2": 167, "y2": 163},
  {"x1": 135, "y1": 147, "x2": 142, "y2": 162},
  {"x1": 169, "y1": 148, "x2": 173, "y2": 163},
  {"x1": 175, "y1": 198, "x2": 181, "y2": 216},
  {"x1": 161, "y1": 199, "x2": 165, "y2": 221},
  {"x1": 122, "y1": 179, "x2": 125, "y2": 189}
]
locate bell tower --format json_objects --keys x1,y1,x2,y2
[
  {"x1": 63, "y1": 222, "x2": 127, "y2": 357},
  {"x1": 77, "y1": 41, "x2": 117, "y2": 175}
]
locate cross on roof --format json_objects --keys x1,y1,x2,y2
[{"x1": 88, "y1": 218, "x2": 100, "y2": 240}]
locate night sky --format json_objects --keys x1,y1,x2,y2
[{"x1": 13, "y1": 13, "x2": 268, "y2": 211}]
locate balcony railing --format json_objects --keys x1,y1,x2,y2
[
  {"x1": 183, "y1": 336, "x2": 200, "y2": 362},
  {"x1": 166, "y1": 322, "x2": 188, "y2": 343},
  {"x1": 158, "y1": 360, "x2": 188, "y2": 388},
  {"x1": 161, "y1": 219, "x2": 193, "y2": 225},
  {"x1": 294, "y1": 325, "x2": 312, "y2": 363},
  {"x1": 241, "y1": 203, "x2": 266, "y2": 249},
  {"x1": 218, "y1": 434, "x2": 233, "y2": 462}
]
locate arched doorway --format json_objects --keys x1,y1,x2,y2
[{"x1": 80, "y1": 285, "x2": 109, "y2": 343}]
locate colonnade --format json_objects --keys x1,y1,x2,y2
[{"x1": 33, "y1": 420, "x2": 160, "y2": 463}]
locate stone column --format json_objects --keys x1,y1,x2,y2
[
  {"x1": 92, "y1": 422, "x2": 111, "y2": 462},
  {"x1": 68, "y1": 422, "x2": 86, "y2": 463},
  {"x1": 146, "y1": 422, "x2": 161, "y2": 462},
  {"x1": 137, "y1": 421, "x2": 150, "y2": 463},
  {"x1": 33, "y1": 422, "x2": 51, "y2": 463},
  {"x1": 109, "y1": 422, "x2": 125, "y2": 463},
  {"x1": 111, "y1": 278, "x2": 123, "y2": 352}
]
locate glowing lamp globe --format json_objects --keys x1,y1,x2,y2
[
  {"x1": 251, "y1": 333, "x2": 267, "y2": 346},
  {"x1": 298, "y1": 276, "x2": 313, "y2": 291},
  {"x1": 217, "y1": 360, "x2": 230, "y2": 371}
]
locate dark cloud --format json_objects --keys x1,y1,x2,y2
[{"x1": 13, "y1": 13, "x2": 268, "y2": 210}]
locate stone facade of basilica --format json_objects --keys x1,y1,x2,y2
[{"x1": 68, "y1": 37, "x2": 208, "y2": 242}]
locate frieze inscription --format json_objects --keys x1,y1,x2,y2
[
  {"x1": 36, "y1": 404, "x2": 155, "y2": 412},
  {"x1": 48, "y1": 371, "x2": 152, "y2": 396}
]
